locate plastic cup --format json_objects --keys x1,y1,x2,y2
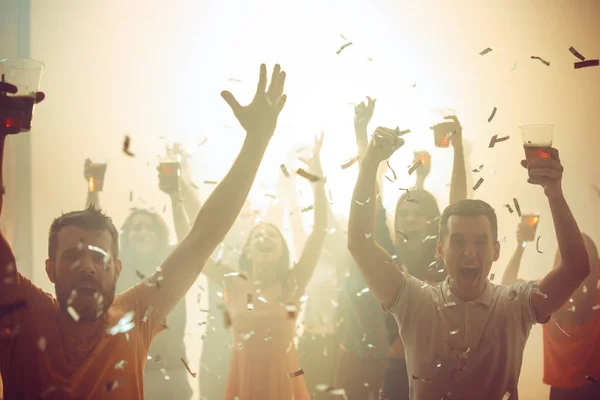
[
  {"x1": 0, "y1": 58, "x2": 44, "y2": 133},
  {"x1": 519, "y1": 125, "x2": 553, "y2": 167}
]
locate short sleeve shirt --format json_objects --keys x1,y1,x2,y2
[{"x1": 385, "y1": 274, "x2": 548, "y2": 400}]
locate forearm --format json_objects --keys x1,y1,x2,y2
[
  {"x1": 355, "y1": 125, "x2": 369, "y2": 159},
  {"x1": 449, "y1": 143, "x2": 467, "y2": 204},
  {"x1": 348, "y1": 159, "x2": 379, "y2": 250},
  {"x1": 180, "y1": 180, "x2": 202, "y2": 221},
  {"x1": 549, "y1": 196, "x2": 589, "y2": 281},
  {"x1": 170, "y1": 193, "x2": 191, "y2": 243},
  {"x1": 501, "y1": 245, "x2": 525, "y2": 285},
  {"x1": 0, "y1": 137, "x2": 5, "y2": 215}
]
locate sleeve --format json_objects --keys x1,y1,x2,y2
[
  {"x1": 506, "y1": 280, "x2": 551, "y2": 330},
  {"x1": 380, "y1": 272, "x2": 429, "y2": 329}
]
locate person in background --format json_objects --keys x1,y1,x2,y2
[
  {"x1": 84, "y1": 145, "x2": 200, "y2": 399},
  {"x1": 0, "y1": 63, "x2": 287, "y2": 399},
  {"x1": 202, "y1": 133, "x2": 327, "y2": 400},
  {"x1": 502, "y1": 222, "x2": 600, "y2": 400},
  {"x1": 348, "y1": 122, "x2": 590, "y2": 399},
  {"x1": 380, "y1": 114, "x2": 467, "y2": 400}
]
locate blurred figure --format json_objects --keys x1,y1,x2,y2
[
  {"x1": 203, "y1": 135, "x2": 327, "y2": 400},
  {"x1": 502, "y1": 226, "x2": 600, "y2": 400}
]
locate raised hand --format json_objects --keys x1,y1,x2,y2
[
  {"x1": 432, "y1": 115, "x2": 462, "y2": 148},
  {"x1": 520, "y1": 147, "x2": 563, "y2": 199},
  {"x1": 354, "y1": 96, "x2": 376, "y2": 129},
  {"x1": 298, "y1": 131, "x2": 324, "y2": 177},
  {"x1": 363, "y1": 127, "x2": 405, "y2": 165},
  {"x1": 221, "y1": 64, "x2": 287, "y2": 142}
]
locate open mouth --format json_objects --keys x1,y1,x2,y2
[{"x1": 460, "y1": 265, "x2": 480, "y2": 281}]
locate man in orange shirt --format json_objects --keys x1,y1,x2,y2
[
  {"x1": 0, "y1": 63, "x2": 288, "y2": 399},
  {"x1": 502, "y1": 222, "x2": 600, "y2": 399}
]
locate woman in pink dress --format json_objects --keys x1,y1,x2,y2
[{"x1": 206, "y1": 134, "x2": 327, "y2": 400}]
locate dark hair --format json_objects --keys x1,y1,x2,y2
[
  {"x1": 395, "y1": 189, "x2": 441, "y2": 236},
  {"x1": 119, "y1": 208, "x2": 171, "y2": 264},
  {"x1": 439, "y1": 199, "x2": 498, "y2": 243},
  {"x1": 239, "y1": 223, "x2": 291, "y2": 285},
  {"x1": 48, "y1": 206, "x2": 119, "y2": 261}
]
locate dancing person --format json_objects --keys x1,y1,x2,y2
[
  {"x1": 348, "y1": 125, "x2": 590, "y2": 399},
  {"x1": 502, "y1": 224, "x2": 600, "y2": 400},
  {"x1": 380, "y1": 115, "x2": 467, "y2": 400},
  {"x1": 0, "y1": 63, "x2": 287, "y2": 399},
  {"x1": 203, "y1": 133, "x2": 327, "y2": 400}
]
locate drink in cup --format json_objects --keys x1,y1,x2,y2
[
  {"x1": 519, "y1": 125, "x2": 553, "y2": 167},
  {"x1": 0, "y1": 58, "x2": 44, "y2": 133},
  {"x1": 521, "y1": 214, "x2": 540, "y2": 248},
  {"x1": 158, "y1": 157, "x2": 181, "y2": 193},
  {"x1": 86, "y1": 161, "x2": 107, "y2": 193},
  {"x1": 414, "y1": 151, "x2": 431, "y2": 166},
  {"x1": 430, "y1": 108, "x2": 457, "y2": 148}
]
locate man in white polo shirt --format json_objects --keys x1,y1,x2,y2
[{"x1": 347, "y1": 127, "x2": 590, "y2": 399}]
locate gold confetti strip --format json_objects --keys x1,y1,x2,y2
[
  {"x1": 341, "y1": 155, "x2": 360, "y2": 169},
  {"x1": 487, "y1": 107, "x2": 497, "y2": 123},
  {"x1": 585, "y1": 375, "x2": 600, "y2": 383},
  {"x1": 504, "y1": 204, "x2": 514, "y2": 214},
  {"x1": 204, "y1": 180, "x2": 218, "y2": 185},
  {"x1": 280, "y1": 164, "x2": 290, "y2": 178},
  {"x1": 489, "y1": 134, "x2": 510, "y2": 148},
  {"x1": 574, "y1": 60, "x2": 599, "y2": 69},
  {"x1": 397, "y1": 230, "x2": 408, "y2": 242},
  {"x1": 397, "y1": 128, "x2": 411, "y2": 136},
  {"x1": 336, "y1": 42, "x2": 353, "y2": 55},
  {"x1": 67, "y1": 306, "x2": 80, "y2": 322},
  {"x1": 296, "y1": 168, "x2": 321, "y2": 182},
  {"x1": 479, "y1": 47, "x2": 493, "y2": 56},
  {"x1": 288, "y1": 369, "x2": 305, "y2": 378},
  {"x1": 472, "y1": 177, "x2": 484, "y2": 191},
  {"x1": 356, "y1": 288, "x2": 370, "y2": 297},
  {"x1": 568, "y1": 46, "x2": 586, "y2": 61},
  {"x1": 502, "y1": 392, "x2": 511, "y2": 400},
  {"x1": 536, "y1": 236, "x2": 543, "y2": 253},
  {"x1": 531, "y1": 56, "x2": 550, "y2": 66},
  {"x1": 551, "y1": 317, "x2": 571, "y2": 338},
  {"x1": 438, "y1": 302, "x2": 457, "y2": 310},
  {"x1": 37, "y1": 336, "x2": 47, "y2": 352},
  {"x1": 472, "y1": 164, "x2": 484, "y2": 173},
  {"x1": 105, "y1": 379, "x2": 128, "y2": 392},
  {"x1": 385, "y1": 161, "x2": 397, "y2": 182},
  {"x1": 449, "y1": 329, "x2": 459, "y2": 335},
  {"x1": 411, "y1": 375, "x2": 432, "y2": 383},
  {"x1": 513, "y1": 198, "x2": 522, "y2": 217},
  {"x1": 490, "y1": 273, "x2": 495, "y2": 281},
  {"x1": 301, "y1": 205, "x2": 314, "y2": 213},
  {"x1": 408, "y1": 160, "x2": 423, "y2": 175},
  {"x1": 181, "y1": 358, "x2": 197, "y2": 378},
  {"x1": 122, "y1": 135, "x2": 135, "y2": 157},
  {"x1": 246, "y1": 294, "x2": 254, "y2": 310}
]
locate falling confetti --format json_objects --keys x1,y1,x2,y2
[
  {"x1": 301, "y1": 205, "x2": 314, "y2": 213},
  {"x1": 487, "y1": 107, "x2": 497, "y2": 122},
  {"x1": 107, "y1": 311, "x2": 135, "y2": 335},
  {"x1": 37, "y1": 336, "x2": 47, "y2": 352},
  {"x1": 160, "y1": 368, "x2": 171, "y2": 380},
  {"x1": 408, "y1": 160, "x2": 423, "y2": 175},
  {"x1": 224, "y1": 272, "x2": 248, "y2": 280},
  {"x1": 204, "y1": 180, "x2": 218, "y2": 185},
  {"x1": 449, "y1": 329, "x2": 459, "y2": 335},
  {"x1": 585, "y1": 375, "x2": 600, "y2": 383},
  {"x1": 122, "y1": 136, "x2": 134, "y2": 157},
  {"x1": 114, "y1": 360, "x2": 127, "y2": 370},
  {"x1": 531, "y1": 56, "x2": 550, "y2": 66},
  {"x1": 288, "y1": 369, "x2": 305, "y2": 378},
  {"x1": 181, "y1": 358, "x2": 197, "y2": 378},
  {"x1": 341, "y1": 155, "x2": 360, "y2": 169},
  {"x1": 568, "y1": 46, "x2": 586, "y2": 61},
  {"x1": 551, "y1": 318, "x2": 571, "y2": 338},
  {"x1": 340, "y1": 34, "x2": 347, "y2": 40},
  {"x1": 365, "y1": 233, "x2": 372, "y2": 239},
  {"x1": 502, "y1": 392, "x2": 511, "y2": 400},
  {"x1": 280, "y1": 164, "x2": 290, "y2": 178},
  {"x1": 574, "y1": 60, "x2": 599, "y2": 69},
  {"x1": 129, "y1": 191, "x2": 133, "y2": 202},
  {"x1": 356, "y1": 288, "x2": 370, "y2": 297},
  {"x1": 246, "y1": 294, "x2": 254, "y2": 310},
  {"x1": 472, "y1": 177, "x2": 484, "y2": 191},
  {"x1": 472, "y1": 164, "x2": 484, "y2": 173},
  {"x1": 510, "y1": 62, "x2": 518, "y2": 72},
  {"x1": 228, "y1": 78, "x2": 241, "y2": 82},
  {"x1": 438, "y1": 302, "x2": 457, "y2": 310},
  {"x1": 385, "y1": 161, "x2": 397, "y2": 182},
  {"x1": 67, "y1": 306, "x2": 80, "y2": 322},
  {"x1": 198, "y1": 137, "x2": 208, "y2": 146},
  {"x1": 536, "y1": 236, "x2": 543, "y2": 253},
  {"x1": 397, "y1": 230, "x2": 408, "y2": 242},
  {"x1": 513, "y1": 198, "x2": 522, "y2": 217},
  {"x1": 296, "y1": 168, "x2": 321, "y2": 182},
  {"x1": 412, "y1": 375, "x2": 432, "y2": 383},
  {"x1": 479, "y1": 47, "x2": 493, "y2": 56},
  {"x1": 489, "y1": 134, "x2": 510, "y2": 148},
  {"x1": 504, "y1": 204, "x2": 514, "y2": 214},
  {"x1": 336, "y1": 42, "x2": 353, "y2": 55},
  {"x1": 285, "y1": 304, "x2": 298, "y2": 319},
  {"x1": 490, "y1": 273, "x2": 495, "y2": 281}
]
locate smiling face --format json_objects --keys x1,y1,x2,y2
[
  {"x1": 127, "y1": 213, "x2": 159, "y2": 255},
  {"x1": 46, "y1": 226, "x2": 122, "y2": 322},
  {"x1": 244, "y1": 224, "x2": 286, "y2": 283},
  {"x1": 438, "y1": 215, "x2": 500, "y2": 300}
]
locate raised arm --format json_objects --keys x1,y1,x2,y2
[
  {"x1": 527, "y1": 148, "x2": 590, "y2": 321},
  {"x1": 138, "y1": 64, "x2": 287, "y2": 318},
  {"x1": 287, "y1": 132, "x2": 327, "y2": 294},
  {"x1": 447, "y1": 116, "x2": 467, "y2": 204},
  {"x1": 501, "y1": 221, "x2": 535, "y2": 285},
  {"x1": 157, "y1": 161, "x2": 192, "y2": 243},
  {"x1": 348, "y1": 127, "x2": 406, "y2": 310}
]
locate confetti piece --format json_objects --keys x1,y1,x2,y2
[
  {"x1": 129, "y1": 191, "x2": 133, "y2": 202},
  {"x1": 365, "y1": 233, "x2": 372, "y2": 239},
  {"x1": 285, "y1": 304, "x2": 297, "y2": 319},
  {"x1": 412, "y1": 375, "x2": 432, "y2": 383},
  {"x1": 142, "y1": 306, "x2": 154, "y2": 323},
  {"x1": 551, "y1": 318, "x2": 571, "y2": 338},
  {"x1": 288, "y1": 369, "x2": 305, "y2": 378},
  {"x1": 513, "y1": 198, "x2": 522, "y2": 217},
  {"x1": 593, "y1": 305, "x2": 600, "y2": 310},
  {"x1": 299, "y1": 295, "x2": 309, "y2": 303},
  {"x1": 536, "y1": 236, "x2": 543, "y2": 253},
  {"x1": 569, "y1": 46, "x2": 586, "y2": 61},
  {"x1": 280, "y1": 164, "x2": 290, "y2": 177},
  {"x1": 489, "y1": 134, "x2": 510, "y2": 148},
  {"x1": 531, "y1": 56, "x2": 550, "y2": 66},
  {"x1": 504, "y1": 204, "x2": 514, "y2": 214},
  {"x1": 122, "y1": 136, "x2": 134, "y2": 157},
  {"x1": 487, "y1": 107, "x2": 497, "y2": 123},
  {"x1": 472, "y1": 164, "x2": 484, "y2": 173},
  {"x1": 246, "y1": 294, "x2": 253, "y2": 310},
  {"x1": 114, "y1": 360, "x2": 127, "y2": 370},
  {"x1": 490, "y1": 273, "x2": 495, "y2": 281},
  {"x1": 107, "y1": 311, "x2": 135, "y2": 335},
  {"x1": 510, "y1": 63, "x2": 518, "y2": 72},
  {"x1": 341, "y1": 155, "x2": 360, "y2": 169},
  {"x1": 198, "y1": 137, "x2": 208, "y2": 146},
  {"x1": 479, "y1": 47, "x2": 493, "y2": 56},
  {"x1": 585, "y1": 375, "x2": 599, "y2": 383},
  {"x1": 340, "y1": 34, "x2": 347, "y2": 40},
  {"x1": 438, "y1": 302, "x2": 457, "y2": 310},
  {"x1": 204, "y1": 180, "x2": 218, "y2": 185},
  {"x1": 408, "y1": 160, "x2": 423, "y2": 175},
  {"x1": 228, "y1": 78, "x2": 241, "y2": 82},
  {"x1": 301, "y1": 205, "x2": 314, "y2": 213},
  {"x1": 502, "y1": 392, "x2": 511, "y2": 400},
  {"x1": 296, "y1": 168, "x2": 321, "y2": 182},
  {"x1": 224, "y1": 272, "x2": 248, "y2": 280},
  {"x1": 397, "y1": 230, "x2": 408, "y2": 242},
  {"x1": 37, "y1": 336, "x2": 47, "y2": 352},
  {"x1": 472, "y1": 177, "x2": 484, "y2": 191},
  {"x1": 181, "y1": 358, "x2": 197, "y2": 378},
  {"x1": 160, "y1": 368, "x2": 171, "y2": 380},
  {"x1": 67, "y1": 306, "x2": 80, "y2": 322},
  {"x1": 385, "y1": 161, "x2": 397, "y2": 182},
  {"x1": 397, "y1": 128, "x2": 411, "y2": 136},
  {"x1": 575, "y1": 60, "x2": 599, "y2": 69},
  {"x1": 315, "y1": 385, "x2": 346, "y2": 395},
  {"x1": 336, "y1": 42, "x2": 353, "y2": 55},
  {"x1": 0, "y1": 299, "x2": 27, "y2": 319},
  {"x1": 356, "y1": 288, "x2": 370, "y2": 297},
  {"x1": 449, "y1": 329, "x2": 459, "y2": 335},
  {"x1": 257, "y1": 295, "x2": 268, "y2": 303}
]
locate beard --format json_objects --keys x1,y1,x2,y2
[{"x1": 55, "y1": 281, "x2": 115, "y2": 323}]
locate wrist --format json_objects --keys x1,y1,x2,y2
[{"x1": 244, "y1": 134, "x2": 271, "y2": 150}]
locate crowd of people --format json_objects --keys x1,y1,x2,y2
[{"x1": 0, "y1": 62, "x2": 599, "y2": 400}]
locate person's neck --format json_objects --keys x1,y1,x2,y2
[{"x1": 57, "y1": 308, "x2": 106, "y2": 365}]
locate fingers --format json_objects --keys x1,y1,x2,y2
[
  {"x1": 443, "y1": 115, "x2": 460, "y2": 125},
  {"x1": 528, "y1": 158, "x2": 564, "y2": 173},
  {"x1": 529, "y1": 167, "x2": 562, "y2": 180},
  {"x1": 273, "y1": 71, "x2": 286, "y2": 100},
  {"x1": 367, "y1": 96, "x2": 376, "y2": 109},
  {"x1": 0, "y1": 82, "x2": 18, "y2": 94},
  {"x1": 520, "y1": 160, "x2": 527, "y2": 169},
  {"x1": 221, "y1": 91, "x2": 242, "y2": 115},
  {"x1": 267, "y1": 64, "x2": 281, "y2": 96},
  {"x1": 275, "y1": 94, "x2": 287, "y2": 115},
  {"x1": 35, "y1": 92, "x2": 45, "y2": 103},
  {"x1": 256, "y1": 64, "x2": 267, "y2": 94}
]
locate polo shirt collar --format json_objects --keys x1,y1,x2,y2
[{"x1": 441, "y1": 276, "x2": 494, "y2": 307}]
